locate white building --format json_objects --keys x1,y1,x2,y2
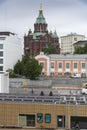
[
  {"x1": 60, "y1": 33, "x2": 85, "y2": 54},
  {"x1": 0, "y1": 32, "x2": 22, "y2": 72},
  {"x1": 0, "y1": 72, "x2": 9, "y2": 93}
]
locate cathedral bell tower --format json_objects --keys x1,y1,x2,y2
[{"x1": 34, "y1": 5, "x2": 48, "y2": 33}]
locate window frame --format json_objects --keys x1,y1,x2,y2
[
  {"x1": 66, "y1": 62, "x2": 70, "y2": 69},
  {"x1": 0, "y1": 44, "x2": 3, "y2": 49},
  {"x1": 0, "y1": 59, "x2": 3, "y2": 64},
  {"x1": 82, "y1": 63, "x2": 85, "y2": 69},
  {"x1": 45, "y1": 114, "x2": 51, "y2": 123},
  {"x1": 74, "y1": 62, "x2": 77, "y2": 69},
  {"x1": 40, "y1": 62, "x2": 44, "y2": 69},
  {"x1": 58, "y1": 62, "x2": 62, "y2": 69},
  {"x1": 37, "y1": 113, "x2": 43, "y2": 123},
  {"x1": 0, "y1": 66, "x2": 3, "y2": 71},
  {"x1": 0, "y1": 51, "x2": 3, "y2": 57},
  {"x1": 51, "y1": 62, "x2": 54, "y2": 69}
]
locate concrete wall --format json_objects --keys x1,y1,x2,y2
[{"x1": 9, "y1": 78, "x2": 52, "y2": 88}]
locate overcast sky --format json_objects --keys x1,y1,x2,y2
[{"x1": 0, "y1": 0, "x2": 87, "y2": 39}]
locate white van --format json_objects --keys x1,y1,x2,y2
[
  {"x1": 71, "y1": 74, "x2": 81, "y2": 78},
  {"x1": 82, "y1": 86, "x2": 87, "y2": 94}
]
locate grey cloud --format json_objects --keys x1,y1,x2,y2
[{"x1": 0, "y1": 0, "x2": 87, "y2": 38}]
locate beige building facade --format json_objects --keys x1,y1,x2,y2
[
  {"x1": 35, "y1": 52, "x2": 87, "y2": 77},
  {"x1": 0, "y1": 93, "x2": 87, "y2": 130},
  {"x1": 60, "y1": 33, "x2": 85, "y2": 54}
]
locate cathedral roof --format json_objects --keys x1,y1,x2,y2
[
  {"x1": 53, "y1": 30, "x2": 58, "y2": 38},
  {"x1": 35, "y1": 5, "x2": 47, "y2": 24},
  {"x1": 29, "y1": 31, "x2": 58, "y2": 41},
  {"x1": 30, "y1": 32, "x2": 46, "y2": 40},
  {"x1": 49, "y1": 30, "x2": 58, "y2": 38}
]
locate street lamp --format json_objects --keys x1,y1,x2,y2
[
  {"x1": 54, "y1": 101, "x2": 56, "y2": 128},
  {"x1": 66, "y1": 100, "x2": 68, "y2": 129}
]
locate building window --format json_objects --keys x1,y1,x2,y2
[
  {"x1": 82, "y1": 63, "x2": 85, "y2": 69},
  {"x1": 66, "y1": 63, "x2": 70, "y2": 69},
  {"x1": 0, "y1": 59, "x2": 3, "y2": 64},
  {"x1": 0, "y1": 66, "x2": 3, "y2": 71},
  {"x1": 74, "y1": 63, "x2": 77, "y2": 69},
  {"x1": 50, "y1": 72, "x2": 54, "y2": 76},
  {"x1": 57, "y1": 115, "x2": 65, "y2": 128},
  {"x1": 0, "y1": 37, "x2": 5, "y2": 40},
  {"x1": 51, "y1": 62, "x2": 54, "y2": 68},
  {"x1": 41, "y1": 72, "x2": 44, "y2": 76},
  {"x1": 58, "y1": 62, "x2": 62, "y2": 69},
  {"x1": 45, "y1": 114, "x2": 51, "y2": 123},
  {"x1": 37, "y1": 113, "x2": 43, "y2": 123},
  {"x1": 0, "y1": 44, "x2": 3, "y2": 49},
  {"x1": 58, "y1": 73, "x2": 62, "y2": 76},
  {"x1": 0, "y1": 51, "x2": 3, "y2": 57},
  {"x1": 40, "y1": 62, "x2": 44, "y2": 69},
  {"x1": 19, "y1": 114, "x2": 35, "y2": 127},
  {"x1": 74, "y1": 37, "x2": 77, "y2": 41}
]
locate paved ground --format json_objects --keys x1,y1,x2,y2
[{"x1": 10, "y1": 86, "x2": 82, "y2": 96}]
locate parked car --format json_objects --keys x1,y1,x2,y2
[
  {"x1": 82, "y1": 86, "x2": 87, "y2": 94},
  {"x1": 71, "y1": 74, "x2": 81, "y2": 78}
]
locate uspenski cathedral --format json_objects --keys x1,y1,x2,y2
[{"x1": 24, "y1": 5, "x2": 60, "y2": 56}]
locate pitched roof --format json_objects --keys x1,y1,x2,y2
[
  {"x1": 50, "y1": 31, "x2": 58, "y2": 38},
  {"x1": 30, "y1": 32, "x2": 46, "y2": 40},
  {"x1": 48, "y1": 54, "x2": 87, "y2": 60}
]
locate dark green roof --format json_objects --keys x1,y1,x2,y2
[
  {"x1": 30, "y1": 32, "x2": 46, "y2": 40},
  {"x1": 49, "y1": 31, "x2": 58, "y2": 38},
  {"x1": 35, "y1": 9, "x2": 47, "y2": 24}
]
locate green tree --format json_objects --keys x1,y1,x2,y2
[
  {"x1": 24, "y1": 58, "x2": 42, "y2": 80},
  {"x1": 84, "y1": 44, "x2": 87, "y2": 54},
  {"x1": 74, "y1": 47, "x2": 84, "y2": 54},
  {"x1": 14, "y1": 60, "x2": 24, "y2": 76},
  {"x1": 74, "y1": 43, "x2": 87, "y2": 54},
  {"x1": 13, "y1": 55, "x2": 42, "y2": 80},
  {"x1": 44, "y1": 45, "x2": 57, "y2": 54},
  {"x1": 22, "y1": 54, "x2": 30, "y2": 64}
]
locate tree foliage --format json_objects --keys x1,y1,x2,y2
[
  {"x1": 24, "y1": 58, "x2": 42, "y2": 79},
  {"x1": 44, "y1": 45, "x2": 57, "y2": 54},
  {"x1": 13, "y1": 55, "x2": 42, "y2": 80},
  {"x1": 74, "y1": 43, "x2": 87, "y2": 54},
  {"x1": 6, "y1": 69, "x2": 16, "y2": 78},
  {"x1": 14, "y1": 60, "x2": 24, "y2": 75}
]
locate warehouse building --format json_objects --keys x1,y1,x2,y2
[{"x1": 0, "y1": 93, "x2": 87, "y2": 130}]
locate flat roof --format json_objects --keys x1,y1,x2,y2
[{"x1": 0, "y1": 31, "x2": 15, "y2": 36}]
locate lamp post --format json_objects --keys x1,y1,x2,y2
[
  {"x1": 66, "y1": 100, "x2": 68, "y2": 130},
  {"x1": 54, "y1": 101, "x2": 56, "y2": 129},
  {"x1": 76, "y1": 101, "x2": 78, "y2": 117},
  {"x1": 85, "y1": 58, "x2": 87, "y2": 78}
]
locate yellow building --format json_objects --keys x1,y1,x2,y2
[{"x1": 0, "y1": 93, "x2": 87, "y2": 130}]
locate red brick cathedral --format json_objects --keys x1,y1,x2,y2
[{"x1": 24, "y1": 5, "x2": 60, "y2": 56}]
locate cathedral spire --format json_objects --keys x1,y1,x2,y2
[
  {"x1": 34, "y1": 4, "x2": 48, "y2": 33},
  {"x1": 39, "y1": 3, "x2": 43, "y2": 12}
]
